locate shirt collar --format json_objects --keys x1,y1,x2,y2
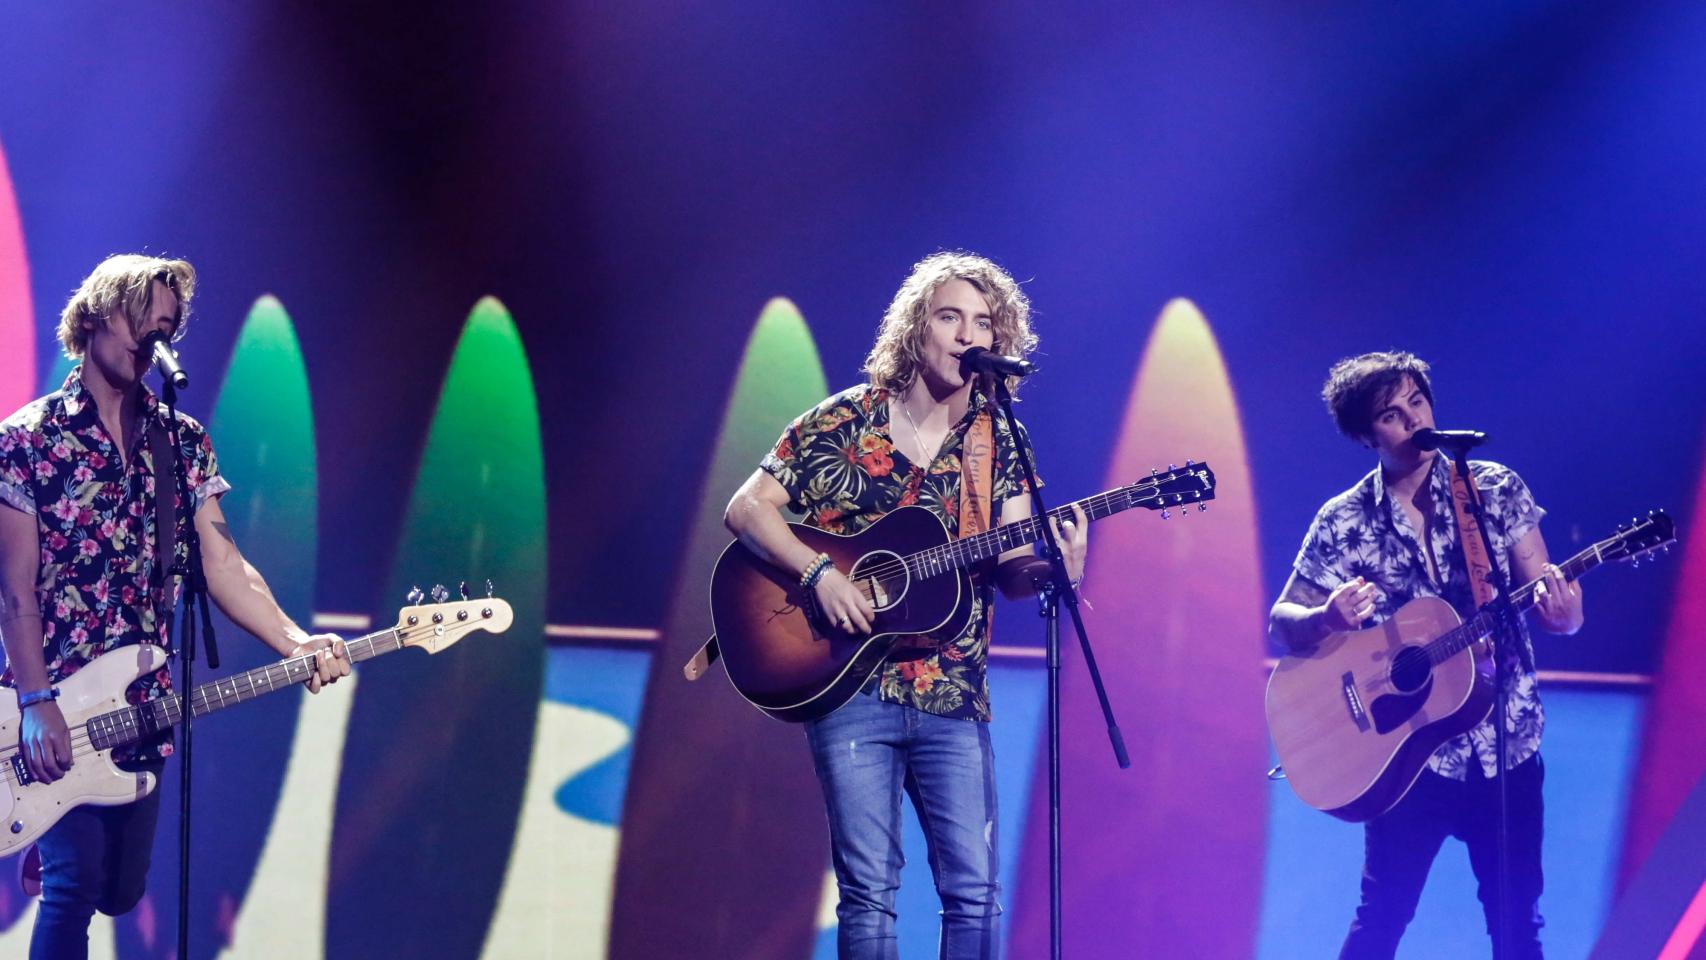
[
  {"x1": 1372, "y1": 452, "x2": 1451, "y2": 512},
  {"x1": 59, "y1": 364, "x2": 162, "y2": 424}
]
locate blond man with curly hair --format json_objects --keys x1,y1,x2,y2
[{"x1": 725, "y1": 251, "x2": 1086, "y2": 959}]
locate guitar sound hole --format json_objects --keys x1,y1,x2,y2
[
  {"x1": 849, "y1": 549, "x2": 907, "y2": 612},
  {"x1": 1389, "y1": 646, "x2": 1432, "y2": 695}
]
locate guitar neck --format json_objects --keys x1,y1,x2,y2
[
  {"x1": 1429, "y1": 542, "x2": 1604, "y2": 666},
  {"x1": 89, "y1": 628, "x2": 404, "y2": 750},
  {"x1": 1506, "y1": 542, "x2": 1600, "y2": 612},
  {"x1": 911, "y1": 486, "x2": 1142, "y2": 576}
]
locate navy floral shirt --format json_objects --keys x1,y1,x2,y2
[
  {"x1": 762, "y1": 383, "x2": 1035, "y2": 722},
  {"x1": 0, "y1": 368, "x2": 229, "y2": 760},
  {"x1": 1292, "y1": 455, "x2": 1545, "y2": 779}
]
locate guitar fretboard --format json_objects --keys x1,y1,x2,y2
[
  {"x1": 1420, "y1": 542, "x2": 1602, "y2": 668},
  {"x1": 904, "y1": 471, "x2": 1205, "y2": 579},
  {"x1": 84, "y1": 628, "x2": 403, "y2": 751}
]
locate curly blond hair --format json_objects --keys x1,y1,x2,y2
[
  {"x1": 58, "y1": 254, "x2": 196, "y2": 359},
  {"x1": 862, "y1": 251, "x2": 1037, "y2": 396}
]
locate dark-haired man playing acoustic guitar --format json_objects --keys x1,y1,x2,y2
[{"x1": 1269, "y1": 351, "x2": 1583, "y2": 959}]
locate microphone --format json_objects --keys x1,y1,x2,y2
[
  {"x1": 959, "y1": 346, "x2": 1037, "y2": 380},
  {"x1": 1411, "y1": 427, "x2": 1487, "y2": 452},
  {"x1": 142, "y1": 332, "x2": 189, "y2": 390}
]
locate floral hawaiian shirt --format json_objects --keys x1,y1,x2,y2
[
  {"x1": 1291, "y1": 455, "x2": 1545, "y2": 780},
  {"x1": 761, "y1": 383, "x2": 1036, "y2": 722},
  {"x1": 0, "y1": 367, "x2": 229, "y2": 761}
]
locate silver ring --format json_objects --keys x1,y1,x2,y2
[{"x1": 838, "y1": 616, "x2": 851, "y2": 627}]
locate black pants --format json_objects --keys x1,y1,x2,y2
[{"x1": 1340, "y1": 753, "x2": 1545, "y2": 960}]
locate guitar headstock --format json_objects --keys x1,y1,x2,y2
[
  {"x1": 391, "y1": 583, "x2": 514, "y2": 654},
  {"x1": 1597, "y1": 510, "x2": 1676, "y2": 567},
  {"x1": 1129, "y1": 460, "x2": 1217, "y2": 517}
]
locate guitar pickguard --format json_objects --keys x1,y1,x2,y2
[{"x1": 1368, "y1": 677, "x2": 1434, "y2": 735}]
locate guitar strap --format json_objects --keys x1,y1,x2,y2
[
  {"x1": 1445, "y1": 460, "x2": 1495, "y2": 608},
  {"x1": 149, "y1": 415, "x2": 180, "y2": 621},
  {"x1": 959, "y1": 406, "x2": 995, "y2": 538}
]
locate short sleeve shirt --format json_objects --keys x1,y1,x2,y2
[
  {"x1": 0, "y1": 368, "x2": 230, "y2": 760},
  {"x1": 761, "y1": 383, "x2": 1035, "y2": 721},
  {"x1": 1291, "y1": 456, "x2": 1545, "y2": 779}
]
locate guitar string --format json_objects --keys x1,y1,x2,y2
[
  {"x1": 1359, "y1": 548, "x2": 1593, "y2": 692},
  {"x1": 0, "y1": 621, "x2": 464, "y2": 787},
  {"x1": 0, "y1": 648, "x2": 346, "y2": 786},
  {"x1": 826, "y1": 485, "x2": 1164, "y2": 588}
]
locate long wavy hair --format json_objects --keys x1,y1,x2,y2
[
  {"x1": 58, "y1": 254, "x2": 196, "y2": 359},
  {"x1": 862, "y1": 251, "x2": 1037, "y2": 397}
]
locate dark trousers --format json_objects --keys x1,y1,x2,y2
[
  {"x1": 1340, "y1": 753, "x2": 1545, "y2": 960},
  {"x1": 31, "y1": 762, "x2": 165, "y2": 960}
]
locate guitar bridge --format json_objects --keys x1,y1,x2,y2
[
  {"x1": 9, "y1": 755, "x2": 34, "y2": 787},
  {"x1": 1341, "y1": 672, "x2": 1370, "y2": 732}
]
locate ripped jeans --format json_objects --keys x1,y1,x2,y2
[{"x1": 805, "y1": 690, "x2": 1001, "y2": 960}]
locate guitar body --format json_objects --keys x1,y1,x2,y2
[
  {"x1": 0, "y1": 644, "x2": 166, "y2": 857},
  {"x1": 1264, "y1": 596, "x2": 1495, "y2": 822},
  {"x1": 710, "y1": 505, "x2": 972, "y2": 722}
]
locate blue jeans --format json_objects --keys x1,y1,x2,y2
[
  {"x1": 805, "y1": 691, "x2": 1001, "y2": 960},
  {"x1": 32, "y1": 762, "x2": 164, "y2": 960}
]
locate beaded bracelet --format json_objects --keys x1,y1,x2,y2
[
  {"x1": 17, "y1": 686, "x2": 59, "y2": 709},
  {"x1": 800, "y1": 552, "x2": 834, "y2": 589}
]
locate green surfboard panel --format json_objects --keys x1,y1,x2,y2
[
  {"x1": 609, "y1": 297, "x2": 834, "y2": 960},
  {"x1": 327, "y1": 297, "x2": 546, "y2": 960},
  {"x1": 138, "y1": 295, "x2": 321, "y2": 957}
]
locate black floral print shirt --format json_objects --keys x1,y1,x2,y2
[
  {"x1": 1291, "y1": 455, "x2": 1545, "y2": 779},
  {"x1": 762, "y1": 383, "x2": 1035, "y2": 722},
  {"x1": 0, "y1": 368, "x2": 229, "y2": 760}
]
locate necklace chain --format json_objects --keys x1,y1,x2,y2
[{"x1": 900, "y1": 394, "x2": 933, "y2": 466}]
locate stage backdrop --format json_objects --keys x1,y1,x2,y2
[{"x1": 1, "y1": 3, "x2": 1703, "y2": 958}]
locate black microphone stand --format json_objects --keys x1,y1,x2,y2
[
  {"x1": 1440, "y1": 441, "x2": 1517, "y2": 960},
  {"x1": 157, "y1": 373, "x2": 219, "y2": 960},
  {"x1": 987, "y1": 376, "x2": 1130, "y2": 960}
]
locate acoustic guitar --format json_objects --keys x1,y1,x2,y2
[
  {"x1": 709, "y1": 462, "x2": 1216, "y2": 721},
  {"x1": 1265, "y1": 511, "x2": 1673, "y2": 821}
]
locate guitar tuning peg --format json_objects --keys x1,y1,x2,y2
[
  {"x1": 1185, "y1": 459, "x2": 1194, "y2": 467},
  {"x1": 459, "y1": 580, "x2": 469, "y2": 601},
  {"x1": 485, "y1": 578, "x2": 494, "y2": 598},
  {"x1": 430, "y1": 584, "x2": 449, "y2": 603},
  {"x1": 1198, "y1": 503, "x2": 1208, "y2": 512},
  {"x1": 1161, "y1": 508, "x2": 1171, "y2": 520},
  {"x1": 407, "y1": 585, "x2": 425, "y2": 605},
  {"x1": 1151, "y1": 467, "x2": 1158, "y2": 477},
  {"x1": 1168, "y1": 463, "x2": 1177, "y2": 471}
]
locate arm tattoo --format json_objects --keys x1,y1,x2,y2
[{"x1": 1279, "y1": 574, "x2": 1328, "y2": 608}]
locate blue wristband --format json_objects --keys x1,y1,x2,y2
[{"x1": 17, "y1": 687, "x2": 59, "y2": 708}]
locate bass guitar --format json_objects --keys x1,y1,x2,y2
[
  {"x1": 709, "y1": 462, "x2": 1216, "y2": 721},
  {"x1": 0, "y1": 594, "x2": 513, "y2": 857},
  {"x1": 1265, "y1": 511, "x2": 1673, "y2": 821}
]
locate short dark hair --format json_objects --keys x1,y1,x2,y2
[{"x1": 1320, "y1": 351, "x2": 1434, "y2": 440}]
